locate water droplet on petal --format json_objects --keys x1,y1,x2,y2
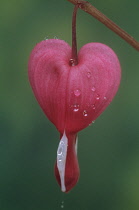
[
  {"x1": 57, "y1": 142, "x2": 64, "y2": 161},
  {"x1": 73, "y1": 108, "x2": 79, "y2": 112},
  {"x1": 87, "y1": 72, "x2": 91, "y2": 78},
  {"x1": 89, "y1": 120, "x2": 95, "y2": 126},
  {"x1": 72, "y1": 104, "x2": 79, "y2": 112},
  {"x1": 91, "y1": 87, "x2": 96, "y2": 92},
  {"x1": 96, "y1": 94, "x2": 100, "y2": 100},
  {"x1": 91, "y1": 104, "x2": 96, "y2": 110},
  {"x1": 69, "y1": 59, "x2": 75, "y2": 66},
  {"x1": 104, "y1": 96, "x2": 107, "y2": 100},
  {"x1": 83, "y1": 110, "x2": 88, "y2": 117},
  {"x1": 74, "y1": 89, "x2": 81, "y2": 97}
]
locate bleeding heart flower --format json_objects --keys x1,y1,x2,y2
[{"x1": 28, "y1": 5, "x2": 121, "y2": 193}]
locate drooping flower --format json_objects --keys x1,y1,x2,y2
[
  {"x1": 28, "y1": 4, "x2": 121, "y2": 193},
  {"x1": 28, "y1": 39, "x2": 121, "y2": 192}
]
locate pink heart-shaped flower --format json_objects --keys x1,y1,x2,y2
[{"x1": 28, "y1": 39, "x2": 121, "y2": 192}]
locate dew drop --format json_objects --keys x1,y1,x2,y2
[
  {"x1": 89, "y1": 120, "x2": 95, "y2": 126},
  {"x1": 96, "y1": 94, "x2": 100, "y2": 100},
  {"x1": 72, "y1": 104, "x2": 79, "y2": 112},
  {"x1": 69, "y1": 59, "x2": 75, "y2": 66},
  {"x1": 57, "y1": 142, "x2": 64, "y2": 161},
  {"x1": 73, "y1": 108, "x2": 79, "y2": 112},
  {"x1": 91, "y1": 87, "x2": 96, "y2": 92},
  {"x1": 44, "y1": 36, "x2": 49, "y2": 40},
  {"x1": 87, "y1": 72, "x2": 91, "y2": 78},
  {"x1": 74, "y1": 89, "x2": 81, "y2": 97},
  {"x1": 91, "y1": 104, "x2": 96, "y2": 110},
  {"x1": 83, "y1": 110, "x2": 88, "y2": 117},
  {"x1": 104, "y1": 96, "x2": 107, "y2": 100},
  {"x1": 61, "y1": 201, "x2": 64, "y2": 209}
]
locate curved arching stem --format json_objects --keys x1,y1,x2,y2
[{"x1": 67, "y1": 0, "x2": 139, "y2": 51}]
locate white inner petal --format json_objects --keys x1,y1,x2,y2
[{"x1": 57, "y1": 131, "x2": 68, "y2": 192}]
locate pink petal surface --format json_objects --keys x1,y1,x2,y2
[{"x1": 28, "y1": 39, "x2": 121, "y2": 192}]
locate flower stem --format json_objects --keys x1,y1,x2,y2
[
  {"x1": 67, "y1": 0, "x2": 139, "y2": 51},
  {"x1": 70, "y1": 5, "x2": 79, "y2": 66}
]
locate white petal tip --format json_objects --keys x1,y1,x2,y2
[{"x1": 57, "y1": 131, "x2": 68, "y2": 193}]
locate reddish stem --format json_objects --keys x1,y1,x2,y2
[
  {"x1": 68, "y1": 0, "x2": 139, "y2": 51},
  {"x1": 70, "y1": 5, "x2": 79, "y2": 66}
]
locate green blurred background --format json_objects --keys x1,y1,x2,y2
[{"x1": 1, "y1": 0, "x2": 139, "y2": 209}]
